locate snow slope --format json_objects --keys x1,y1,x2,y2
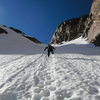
[
  {"x1": 0, "y1": 26, "x2": 100, "y2": 100},
  {"x1": 0, "y1": 25, "x2": 43, "y2": 54}
]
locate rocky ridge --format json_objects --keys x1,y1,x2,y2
[
  {"x1": 51, "y1": 15, "x2": 90, "y2": 44},
  {"x1": 87, "y1": 0, "x2": 100, "y2": 46},
  {"x1": 51, "y1": 0, "x2": 100, "y2": 46},
  {"x1": 0, "y1": 25, "x2": 42, "y2": 44}
]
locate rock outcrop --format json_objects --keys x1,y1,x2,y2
[
  {"x1": 51, "y1": 0, "x2": 100, "y2": 46},
  {"x1": 0, "y1": 28, "x2": 8, "y2": 34},
  {"x1": 51, "y1": 15, "x2": 89, "y2": 44},
  {"x1": 9, "y1": 27, "x2": 42, "y2": 44},
  {"x1": 0, "y1": 26, "x2": 42, "y2": 44},
  {"x1": 87, "y1": 0, "x2": 100, "y2": 46}
]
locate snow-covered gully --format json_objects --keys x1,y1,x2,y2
[
  {"x1": 0, "y1": 52, "x2": 100, "y2": 100},
  {"x1": 0, "y1": 27, "x2": 100, "y2": 100},
  {"x1": 32, "y1": 53, "x2": 100, "y2": 100}
]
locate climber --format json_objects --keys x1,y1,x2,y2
[{"x1": 44, "y1": 44, "x2": 55, "y2": 57}]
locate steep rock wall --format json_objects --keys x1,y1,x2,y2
[
  {"x1": 51, "y1": 15, "x2": 89, "y2": 44},
  {"x1": 87, "y1": 0, "x2": 100, "y2": 46}
]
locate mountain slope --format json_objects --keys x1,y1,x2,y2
[
  {"x1": 87, "y1": 0, "x2": 100, "y2": 46},
  {"x1": 51, "y1": 0, "x2": 100, "y2": 46},
  {"x1": 0, "y1": 35, "x2": 100, "y2": 100},
  {"x1": 0, "y1": 25, "x2": 43, "y2": 54},
  {"x1": 9, "y1": 27, "x2": 42, "y2": 44},
  {"x1": 51, "y1": 15, "x2": 89, "y2": 44}
]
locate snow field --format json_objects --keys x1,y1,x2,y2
[
  {"x1": 32, "y1": 53, "x2": 100, "y2": 100},
  {"x1": 32, "y1": 55, "x2": 57, "y2": 100},
  {"x1": 0, "y1": 49, "x2": 100, "y2": 100},
  {"x1": 0, "y1": 54, "x2": 44, "y2": 100},
  {"x1": 0, "y1": 26, "x2": 100, "y2": 100}
]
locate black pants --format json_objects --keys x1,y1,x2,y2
[{"x1": 48, "y1": 50, "x2": 54, "y2": 57}]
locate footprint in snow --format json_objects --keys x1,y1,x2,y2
[
  {"x1": 49, "y1": 86, "x2": 56, "y2": 91},
  {"x1": 37, "y1": 84, "x2": 44, "y2": 89},
  {"x1": 41, "y1": 89, "x2": 50, "y2": 97},
  {"x1": 33, "y1": 93, "x2": 42, "y2": 100},
  {"x1": 69, "y1": 97, "x2": 82, "y2": 100},
  {"x1": 41, "y1": 97, "x2": 49, "y2": 100},
  {"x1": 95, "y1": 96, "x2": 100, "y2": 100},
  {"x1": 33, "y1": 76, "x2": 39, "y2": 86},
  {"x1": 46, "y1": 75, "x2": 51, "y2": 80},
  {"x1": 34, "y1": 87, "x2": 41, "y2": 93},
  {"x1": 87, "y1": 86, "x2": 99, "y2": 95},
  {"x1": 45, "y1": 81, "x2": 52, "y2": 85}
]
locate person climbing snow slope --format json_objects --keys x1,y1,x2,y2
[{"x1": 44, "y1": 44, "x2": 55, "y2": 57}]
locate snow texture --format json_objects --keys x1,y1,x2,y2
[{"x1": 0, "y1": 25, "x2": 100, "y2": 100}]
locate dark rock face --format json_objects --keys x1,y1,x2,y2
[
  {"x1": 92, "y1": 34, "x2": 100, "y2": 46},
  {"x1": 22, "y1": 35, "x2": 42, "y2": 44},
  {"x1": 51, "y1": 0, "x2": 100, "y2": 46},
  {"x1": 51, "y1": 15, "x2": 89, "y2": 44},
  {"x1": 9, "y1": 27, "x2": 42, "y2": 44},
  {"x1": 9, "y1": 27, "x2": 25, "y2": 35},
  {"x1": 0, "y1": 26, "x2": 42, "y2": 44},
  {"x1": 0, "y1": 28, "x2": 8, "y2": 34}
]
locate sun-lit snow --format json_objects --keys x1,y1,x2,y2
[{"x1": 0, "y1": 25, "x2": 100, "y2": 100}]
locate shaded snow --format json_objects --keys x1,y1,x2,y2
[
  {"x1": 0, "y1": 25, "x2": 44, "y2": 54},
  {"x1": 0, "y1": 26, "x2": 100, "y2": 100}
]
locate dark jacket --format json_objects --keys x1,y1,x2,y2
[{"x1": 44, "y1": 45, "x2": 55, "y2": 52}]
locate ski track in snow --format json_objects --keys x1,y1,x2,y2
[
  {"x1": 32, "y1": 54, "x2": 100, "y2": 100},
  {"x1": 0, "y1": 54, "x2": 44, "y2": 100},
  {"x1": 0, "y1": 54, "x2": 100, "y2": 100},
  {"x1": 1, "y1": 25, "x2": 100, "y2": 100},
  {"x1": 0, "y1": 53, "x2": 100, "y2": 100}
]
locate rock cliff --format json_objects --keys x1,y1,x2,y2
[
  {"x1": 51, "y1": 0, "x2": 100, "y2": 46},
  {"x1": 51, "y1": 15, "x2": 89, "y2": 44},
  {"x1": 87, "y1": 0, "x2": 100, "y2": 46}
]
